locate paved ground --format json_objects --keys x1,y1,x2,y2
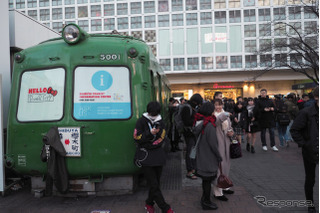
[{"x1": 0, "y1": 132, "x2": 318, "y2": 213}]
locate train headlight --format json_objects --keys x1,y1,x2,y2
[
  {"x1": 128, "y1": 47, "x2": 138, "y2": 58},
  {"x1": 62, "y1": 24, "x2": 88, "y2": 44}
]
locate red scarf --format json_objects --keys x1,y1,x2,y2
[{"x1": 194, "y1": 113, "x2": 216, "y2": 134}]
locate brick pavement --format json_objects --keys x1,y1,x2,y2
[{"x1": 0, "y1": 132, "x2": 318, "y2": 213}]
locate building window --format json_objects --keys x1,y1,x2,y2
[
  {"x1": 258, "y1": 0, "x2": 270, "y2": 6},
  {"x1": 244, "y1": 24, "x2": 256, "y2": 37},
  {"x1": 104, "y1": 18, "x2": 115, "y2": 31},
  {"x1": 200, "y1": 0, "x2": 211, "y2": 9},
  {"x1": 243, "y1": 0, "x2": 255, "y2": 7},
  {"x1": 27, "y1": 0, "x2": 37, "y2": 8},
  {"x1": 202, "y1": 57, "x2": 213, "y2": 69},
  {"x1": 9, "y1": 0, "x2": 14, "y2": 8},
  {"x1": 28, "y1": 10, "x2": 37, "y2": 20},
  {"x1": 304, "y1": 6, "x2": 317, "y2": 19},
  {"x1": 274, "y1": 23, "x2": 286, "y2": 36},
  {"x1": 131, "y1": 16, "x2": 142, "y2": 29},
  {"x1": 229, "y1": 10, "x2": 241, "y2": 23},
  {"x1": 144, "y1": 1, "x2": 155, "y2": 13},
  {"x1": 259, "y1": 24, "x2": 271, "y2": 36},
  {"x1": 52, "y1": 0, "x2": 62, "y2": 6},
  {"x1": 65, "y1": 0, "x2": 75, "y2": 5},
  {"x1": 172, "y1": 0, "x2": 183, "y2": 11},
  {"x1": 304, "y1": 21, "x2": 317, "y2": 35},
  {"x1": 186, "y1": 0, "x2": 197, "y2": 11},
  {"x1": 273, "y1": 8, "x2": 286, "y2": 20},
  {"x1": 16, "y1": 0, "x2": 25, "y2": 9},
  {"x1": 245, "y1": 55, "x2": 257, "y2": 68},
  {"x1": 91, "y1": 19, "x2": 102, "y2": 32},
  {"x1": 131, "y1": 31, "x2": 142, "y2": 39},
  {"x1": 275, "y1": 54, "x2": 287, "y2": 67},
  {"x1": 274, "y1": 38, "x2": 287, "y2": 52},
  {"x1": 104, "y1": 4, "x2": 114, "y2": 16},
  {"x1": 158, "y1": 15, "x2": 169, "y2": 27},
  {"x1": 288, "y1": 0, "x2": 301, "y2": 4},
  {"x1": 145, "y1": 30, "x2": 156, "y2": 42},
  {"x1": 78, "y1": 20, "x2": 89, "y2": 31},
  {"x1": 288, "y1": 22, "x2": 301, "y2": 35},
  {"x1": 173, "y1": 58, "x2": 185, "y2": 71},
  {"x1": 117, "y1": 3, "x2": 128, "y2": 15},
  {"x1": 229, "y1": 0, "x2": 240, "y2": 8},
  {"x1": 215, "y1": 11, "x2": 226, "y2": 24},
  {"x1": 39, "y1": 0, "x2": 49, "y2": 7},
  {"x1": 172, "y1": 14, "x2": 184, "y2": 26},
  {"x1": 78, "y1": 6, "x2": 88, "y2": 18},
  {"x1": 65, "y1": 7, "x2": 75, "y2": 19},
  {"x1": 145, "y1": 16, "x2": 156, "y2": 28},
  {"x1": 259, "y1": 39, "x2": 272, "y2": 52},
  {"x1": 244, "y1": 9, "x2": 256, "y2": 22},
  {"x1": 159, "y1": 0, "x2": 169, "y2": 12},
  {"x1": 117, "y1": 17, "x2": 128, "y2": 30},
  {"x1": 231, "y1": 56, "x2": 242, "y2": 68},
  {"x1": 200, "y1": 12, "x2": 212, "y2": 25},
  {"x1": 40, "y1": 9, "x2": 50, "y2": 21},
  {"x1": 216, "y1": 56, "x2": 228, "y2": 69},
  {"x1": 245, "y1": 40, "x2": 257, "y2": 52},
  {"x1": 131, "y1": 2, "x2": 141, "y2": 14},
  {"x1": 273, "y1": 0, "x2": 285, "y2": 5},
  {"x1": 290, "y1": 53, "x2": 303, "y2": 67},
  {"x1": 289, "y1": 6, "x2": 301, "y2": 20},
  {"x1": 186, "y1": 13, "x2": 198, "y2": 25},
  {"x1": 91, "y1": 5, "x2": 101, "y2": 17},
  {"x1": 260, "y1": 54, "x2": 272, "y2": 67},
  {"x1": 77, "y1": 0, "x2": 88, "y2": 3},
  {"x1": 160, "y1": 59, "x2": 171, "y2": 71},
  {"x1": 187, "y1": 57, "x2": 199, "y2": 70},
  {"x1": 259, "y1": 8, "x2": 271, "y2": 21},
  {"x1": 214, "y1": 0, "x2": 226, "y2": 9},
  {"x1": 52, "y1": 8, "x2": 62, "y2": 20},
  {"x1": 52, "y1": 22, "x2": 63, "y2": 32}
]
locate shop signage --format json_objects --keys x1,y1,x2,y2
[
  {"x1": 215, "y1": 33, "x2": 227, "y2": 43},
  {"x1": 213, "y1": 83, "x2": 235, "y2": 89},
  {"x1": 58, "y1": 127, "x2": 81, "y2": 157}
]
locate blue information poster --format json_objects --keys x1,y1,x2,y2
[{"x1": 74, "y1": 67, "x2": 131, "y2": 120}]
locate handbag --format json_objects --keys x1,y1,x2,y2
[
  {"x1": 277, "y1": 113, "x2": 290, "y2": 126},
  {"x1": 217, "y1": 163, "x2": 233, "y2": 188},
  {"x1": 189, "y1": 134, "x2": 201, "y2": 159},
  {"x1": 230, "y1": 138, "x2": 242, "y2": 159}
]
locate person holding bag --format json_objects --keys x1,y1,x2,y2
[
  {"x1": 193, "y1": 102, "x2": 222, "y2": 210},
  {"x1": 212, "y1": 99, "x2": 234, "y2": 201}
]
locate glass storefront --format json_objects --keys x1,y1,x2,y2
[{"x1": 204, "y1": 88, "x2": 243, "y2": 101}]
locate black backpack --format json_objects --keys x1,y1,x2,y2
[{"x1": 173, "y1": 104, "x2": 192, "y2": 133}]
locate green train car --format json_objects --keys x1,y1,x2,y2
[{"x1": 6, "y1": 24, "x2": 171, "y2": 194}]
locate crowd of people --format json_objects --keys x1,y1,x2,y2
[{"x1": 133, "y1": 86, "x2": 318, "y2": 213}]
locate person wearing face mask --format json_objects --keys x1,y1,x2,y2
[
  {"x1": 290, "y1": 87, "x2": 319, "y2": 213},
  {"x1": 133, "y1": 101, "x2": 175, "y2": 213}
]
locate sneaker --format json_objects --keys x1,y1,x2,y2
[
  {"x1": 272, "y1": 146, "x2": 279, "y2": 152},
  {"x1": 145, "y1": 204, "x2": 155, "y2": 213},
  {"x1": 262, "y1": 146, "x2": 268, "y2": 151},
  {"x1": 166, "y1": 208, "x2": 175, "y2": 213}
]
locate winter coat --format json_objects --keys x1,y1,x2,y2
[
  {"x1": 41, "y1": 126, "x2": 69, "y2": 194},
  {"x1": 290, "y1": 103, "x2": 319, "y2": 164},
  {"x1": 213, "y1": 112, "x2": 232, "y2": 186},
  {"x1": 194, "y1": 121, "x2": 222, "y2": 178},
  {"x1": 284, "y1": 99, "x2": 299, "y2": 120},
  {"x1": 133, "y1": 113, "x2": 166, "y2": 167},
  {"x1": 243, "y1": 105, "x2": 260, "y2": 133},
  {"x1": 256, "y1": 96, "x2": 276, "y2": 128},
  {"x1": 232, "y1": 107, "x2": 247, "y2": 130}
]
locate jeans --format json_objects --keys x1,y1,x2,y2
[
  {"x1": 302, "y1": 154, "x2": 317, "y2": 208},
  {"x1": 286, "y1": 120, "x2": 294, "y2": 141},
  {"x1": 142, "y1": 166, "x2": 170, "y2": 212},
  {"x1": 183, "y1": 133, "x2": 196, "y2": 172},
  {"x1": 261, "y1": 127, "x2": 275, "y2": 147},
  {"x1": 276, "y1": 122, "x2": 289, "y2": 146}
]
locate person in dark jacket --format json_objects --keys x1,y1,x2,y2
[
  {"x1": 256, "y1": 89, "x2": 278, "y2": 152},
  {"x1": 181, "y1": 93, "x2": 203, "y2": 180},
  {"x1": 232, "y1": 102, "x2": 247, "y2": 144},
  {"x1": 297, "y1": 93, "x2": 309, "y2": 110},
  {"x1": 274, "y1": 95, "x2": 290, "y2": 147},
  {"x1": 133, "y1": 101, "x2": 174, "y2": 213},
  {"x1": 290, "y1": 87, "x2": 319, "y2": 213},
  {"x1": 194, "y1": 102, "x2": 222, "y2": 210}
]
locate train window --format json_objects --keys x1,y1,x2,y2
[
  {"x1": 17, "y1": 68, "x2": 65, "y2": 122},
  {"x1": 73, "y1": 66, "x2": 131, "y2": 120}
]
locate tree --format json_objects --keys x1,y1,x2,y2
[{"x1": 254, "y1": 0, "x2": 319, "y2": 84}]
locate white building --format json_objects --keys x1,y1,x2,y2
[{"x1": 8, "y1": 0, "x2": 319, "y2": 99}]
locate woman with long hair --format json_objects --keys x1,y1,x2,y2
[{"x1": 244, "y1": 97, "x2": 260, "y2": 153}]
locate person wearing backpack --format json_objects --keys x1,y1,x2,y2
[
  {"x1": 284, "y1": 94, "x2": 299, "y2": 143},
  {"x1": 180, "y1": 93, "x2": 203, "y2": 180},
  {"x1": 274, "y1": 95, "x2": 290, "y2": 147}
]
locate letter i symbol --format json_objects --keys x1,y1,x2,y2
[{"x1": 100, "y1": 75, "x2": 104, "y2": 86}]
